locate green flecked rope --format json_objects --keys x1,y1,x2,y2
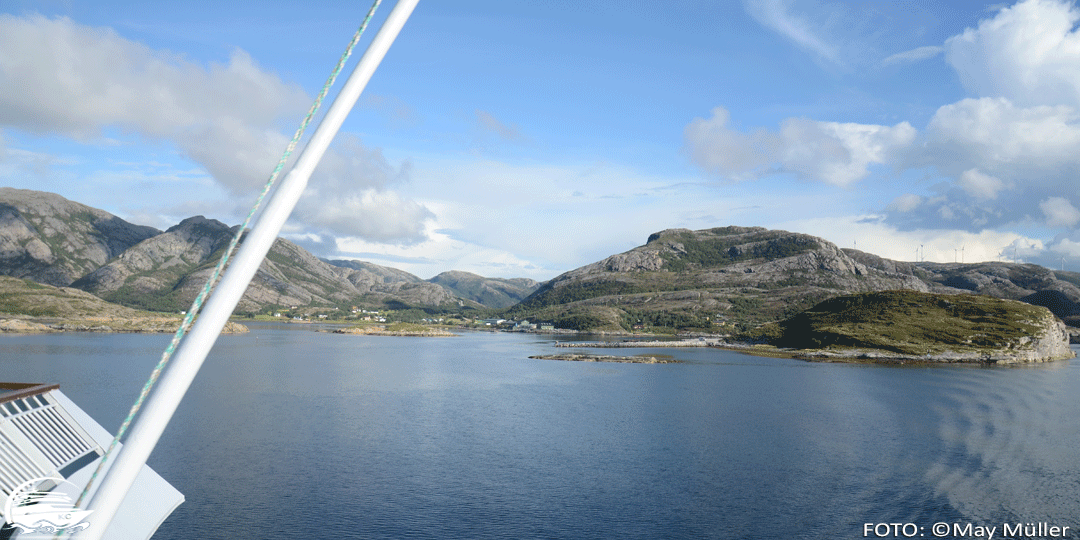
[{"x1": 71, "y1": 0, "x2": 383, "y2": 515}]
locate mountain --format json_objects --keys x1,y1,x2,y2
[
  {"x1": 74, "y1": 216, "x2": 471, "y2": 313},
  {"x1": 428, "y1": 271, "x2": 540, "y2": 309},
  {"x1": 0, "y1": 188, "x2": 159, "y2": 286},
  {"x1": 510, "y1": 226, "x2": 928, "y2": 331},
  {"x1": 0, "y1": 189, "x2": 521, "y2": 313},
  {"x1": 510, "y1": 226, "x2": 1080, "y2": 333}
]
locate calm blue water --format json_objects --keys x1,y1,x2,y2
[{"x1": 1, "y1": 325, "x2": 1079, "y2": 539}]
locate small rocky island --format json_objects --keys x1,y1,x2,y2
[
  {"x1": 738, "y1": 290, "x2": 1074, "y2": 363},
  {"x1": 332, "y1": 323, "x2": 457, "y2": 337},
  {"x1": 530, "y1": 353, "x2": 679, "y2": 364}
]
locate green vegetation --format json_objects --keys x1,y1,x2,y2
[
  {"x1": 739, "y1": 290, "x2": 1051, "y2": 355},
  {"x1": 386, "y1": 322, "x2": 429, "y2": 332},
  {"x1": 660, "y1": 231, "x2": 819, "y2": 272},
  {"x1": 621, "y1": 308, "x2": 710, "y2": 333}
]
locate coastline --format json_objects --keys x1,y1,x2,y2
[
  {"x1": 0, "y1": 316, "x2": 249, "y2": 334},
  {"x1": 554, "y1": 336, "x2": 1077, "y2": 364}
]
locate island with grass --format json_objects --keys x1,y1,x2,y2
[
  {"x1": 736, "y1": 290, "x2": 1074, "y2": 363},
  {"x1": 332, "y1": 322, "x2": 457, "y2": 337}
]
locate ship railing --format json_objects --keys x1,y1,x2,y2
[{"x1": 0, "y1": 384, "x2": 102, "y2": 508}]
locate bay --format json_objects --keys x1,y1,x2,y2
[{"x1": 1, "y1": 324, "x2": 1078, "y2": 539}]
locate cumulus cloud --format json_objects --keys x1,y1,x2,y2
[
  {"x1": 888, "y1": 194, "x2": 923, "y2": 213},
  {"x1": 778, "y1": 118, "x2": 916, "y2": 187},
  {"x1": 684, "y1": 107, "x2": 915, "y2": 186},
  {"x1": 870, "y1": 1, "x2": 1080, "y2": 236},
  {"x1": 1050, "y1": 235, "x2": 1080, "y2": 258},
  {"x1": 1040, "y1": 196, "x2": 1080, "y2": 227},
  {"x1": 0, "y1": 14, "x2": 307, "y2": 139},
  {"x1": 890, "y1": 98, "x2": 1080, "y2": 231},
  {"x1": 683, "y1": 107, "x2": 772, "y2": 179},
  {"x1": 295, "y1": 135, "x2": 432, "y2": 243},
  {"x1": 957, "y1": 168, "x2": 1006, "y2": 199},
  {"x1": 945, "y1": 0, "x2": 1080, "y2": 108},
  {"x1": 881, "y1": 45, "x2": 944, "y2": 66},
  {"x1": 920, "y1": 97, "x2": 1080, "y2": 173},
  {"x1": 0, "y1": 14, "x2": 432, "y2": 244}
]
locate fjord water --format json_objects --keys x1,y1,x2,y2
[{"x1": 1, "y1": 325, "x2": 1079, "y2": 539}]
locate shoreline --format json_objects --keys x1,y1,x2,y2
[
  {"x1": 0, "y1": 316, "x2": 249, "y2": 334},
  {"x1": 555, "y1": 336, "x2": 1077, "y2": 364}
]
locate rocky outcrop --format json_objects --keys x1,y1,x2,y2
[
  {"x1": 529, "y1": 353, "x2": 679, "y2": 364},
  {"x1": 0, "y1": 188, "x2": 159, "y2": 285}
]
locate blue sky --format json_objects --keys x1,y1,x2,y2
[{"x1": 2, "y1": 0, "x2": 1079, "y2": 279}]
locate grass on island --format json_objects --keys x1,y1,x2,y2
[{"x1": 738, "y1": 290, "x2": 1051, "y2": 356}]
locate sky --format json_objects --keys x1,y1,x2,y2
[{"x1": 1, "y1": 0, "x2": 1079, "y2": 280}]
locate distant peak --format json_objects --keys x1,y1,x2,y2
[{"x1": 166, "y1": 215, "x2": 231, "y2": 233}]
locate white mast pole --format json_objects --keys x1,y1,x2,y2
[{"x1": 79, "y1": 1, "x2": 419, "y2": 537}]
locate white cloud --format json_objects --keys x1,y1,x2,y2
[
  {"x1": 957, "y1": 168, "x2": 1006, "y2": 199},
  {"x1": 881, "y1": 45, "x2": 944, "y2": 66},
  {"x1": 1040, "y1": 196, "x2": 1080, "y2": 227},
  {"x1": 0, "y1": 14, "x2": 433, "y2": 244},
  {"x1": 682, "y1": 107, "x2": 771, "y2": 179},
  {"x1": 777, "y1": 118, "x2": 915, "y2": 187},
  {"x1": 334, "y1": 221, "x2": 550, "y2": 280},
  {"x1": 945, "y1": 0, "x2": 1080, "y2": 108},
  {"x1": 0, "y1": 14, "x2": 307, "y2": 138},
  {"x1": 888, "y1": 194, "x2": 923, "y2": 212},
  {"x1": 923, "y1": 97, "x2": 1080, "y2": 170},
  {"x1": 783, "y1": 214, "x2": 1045, "y2": 265},
  {"x1": 743, "y1": 0, "x2": 841, "y2": 64},
  {"x1": 295, "y1": 189, "x2": 432, "y2": 244},
  {"x1": 684, "y1": 107, "x2": 915, "y2": 186},
  {"x1": 883, "y1": 0, "x2": 1080, "y2": 233},
  {"x1": 1051, "y1": 237, "x2": 1080, "y2": 258}
]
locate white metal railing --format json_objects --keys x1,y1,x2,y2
[{"x1": 0, "y1": 390, "x2": 101, "y2": 502}]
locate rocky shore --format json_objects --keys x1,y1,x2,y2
[
  {"x1": 0, "y1": 316, "x2": 249, "y2": 334},
  {"x1": 555, "y1": 337, "x2": 722, "y2": 348}
]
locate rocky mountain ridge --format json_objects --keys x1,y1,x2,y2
[
  {"x1": 0, "y1": 189, "x2": 531, "y2": 313},
  {"x1": 0, "y1": 188, "x2": 159, "y2": 286}
]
